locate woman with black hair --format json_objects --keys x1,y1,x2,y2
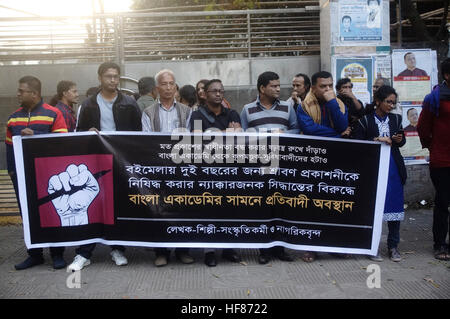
[
  {"x1": 352, "y1": 85, "x2": 407, "y2": 262},
  {"x1": 179, "y1": 84, "x2": 198, "y2": 109}
]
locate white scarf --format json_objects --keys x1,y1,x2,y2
[{"x1": 374, "y1": 115, "x2": 390, "y2": 137}]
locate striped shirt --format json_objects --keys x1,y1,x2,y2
[
  {"x1": 55, "y1": 101, "x2": 76, "y2": 132},
  {"x1": 240, "y1": 96, "x2": 299, "y2": 133},
  {"x1": 6, "y1": 100, "x2": 67, "y2": 172}
]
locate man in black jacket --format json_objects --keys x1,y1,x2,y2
[
  {"x1": 76, "y1": 62, "x2": 142, "y2": 132},
  {"x1": 189, "y1": 79, "x2": 242, "y2": 267},
  {"x1": 69, "y1": 62, "x2": 142, "y2": 271}
]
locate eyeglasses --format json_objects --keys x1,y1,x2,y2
[
  {"x1": 383, "y1": 99, "x2": 396, "y2": 105},
  {"x1": 372, "y1": 85, "x2": 380, "y2": 89},
  {"x1": 207, "y1": 89, "x2": 225, "y2": 95}
]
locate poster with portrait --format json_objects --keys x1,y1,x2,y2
[
  {"x1": 374, "y1": 55, "x2": 392, "y2": 84},
  {"x1": 333, "y1": 56, "x2": 374, "y2": 106},
  {"x1": 400, "y1": 106, "x2": 429, "y2": 164},
  {"x1": 338, "y1": 0, "x2": 383, "y2": 42},
  {"x1": 392, "y1": 49, "x2": 432, "y2": 104},
  {"x1": 393, "y1": 49, "x2": 435, "y2": 164}
]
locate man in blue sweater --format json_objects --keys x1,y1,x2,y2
[
  {"x1": 296, "y1": 71, "x2": 350, "y2": 262},
  {"x1": 297, "y1": 71, "x2": 348, "y2": 137}
]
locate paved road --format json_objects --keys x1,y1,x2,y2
[{"x1": 0, "y1": 209, "x2": 448, "y2": 300}]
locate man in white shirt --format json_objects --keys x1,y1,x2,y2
[{"x1": 141, "y1": 69, "x2": 191, "y2": 133}]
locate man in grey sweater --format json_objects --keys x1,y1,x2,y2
[{"x1": 141, "y1": 69, "x2": 193, "y2": 267}]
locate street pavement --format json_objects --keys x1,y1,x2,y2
[{"x1": 0, "y1": 208, "x2": 448, "y2": 300}]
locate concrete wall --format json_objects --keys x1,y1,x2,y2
[{"x1": 404, "y1": 164, "x2": 435, "y2": 205}]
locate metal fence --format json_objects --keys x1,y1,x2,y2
[{"x1": 0, "y1": 8, "x2": 320, "y2": 65}]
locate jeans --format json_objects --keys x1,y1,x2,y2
[
  {"x1": 387, "y1": 221, "x2": 401, "y2": 250},
  {"x1": 430, "y1": 167, "x2": 450, "y2": 250},
  {"x1": 76, "y1": 244, "x2": 125, "y2": 259}
]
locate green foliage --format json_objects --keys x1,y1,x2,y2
[
  {"x1": 132, "y1": 0, "x2": 261, "y2": 11},
  {"x1": 230, "y1": 0, "x2": 258, "y2": 10}
]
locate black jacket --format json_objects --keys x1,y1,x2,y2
[
  {"x1": 77, "y1": 91, "x2": 142, "y2": 132},
  {"x1": 352, "y1": 113, "x2": 407, "y2": 185}
]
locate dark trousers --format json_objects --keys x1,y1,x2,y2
[
  {"x1": 387, "y1": 221, "x2": 401, "y2": 250},
  {"x1": 259, "y1": 246, "x2": 285, "y2": 256},
  {"x1": 28, "y1": 246, "x2": 65, "y2": 258},
  {"x1": 155, "y1": 248, "x2": 189, "y2": 257},
  {"x1": 430, "y1": 167, "x2": 450, "y2": 250},
  {"x1": 10, "y1": 172, "x2": 65, "y2": 259},
  {"x1": 76, "y1": 244, "x2": 125, "y2": 259}
]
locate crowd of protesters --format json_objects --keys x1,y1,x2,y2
[{"x1": 6, "y1": 58, "x2": 450, "y2": 271}]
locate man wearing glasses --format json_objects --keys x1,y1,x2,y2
[
  {"x1": 69, "y1": 62, "x2": 142, "y2": 271},
  {"x1": 190, "y1": 79, "x2": 241, "y2": 133},
  {"x1": 189, "y1": 79, "x2": 242, "y2": 267},
  {"x1": 76, "y1": 62, "x2": 142, "y2": 132},
  {"x1": 6, "y1": 75, "x2": 68, "y2": 270}
]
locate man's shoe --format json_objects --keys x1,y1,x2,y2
[
  {"x1": 204, "y1": 252, "x2": 217, "y2": 267},
  {"x1": 258, "y1": 253, "x2": 271, "y2": 265},
  {"x1": 434, "y1": 246, "x2": 450, "y2": 261},
  {"x1": 52, "y1": 255, "x2": 67, "y2": 269},
  {"x1": 154, "y1": 254, "x2": 168, "y2": 267},
  {"x1": 301, "y1": 251, "x2": 316, "y2": 263},
  {"x1": 176, "y1": 251, "x2": 195, "y2": 264},
  {"x1": 111, "y1": 250, "x2": 128, "y2": 266},
  {"x1": 368, "y1": 254, "x2": 384, "y2": 262},
  {"x1": 389, "y1": 248, "x2": 402, "y2": 262},
  {"x1": 68, "y1": 255, "x2": 90, "y2": 271},
  {"x1": 222, "y1": 249, "x2": 241, "y2": 263},
  {"x1": 14, "y1": 256, "x2": 44, "y2": 270}
]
